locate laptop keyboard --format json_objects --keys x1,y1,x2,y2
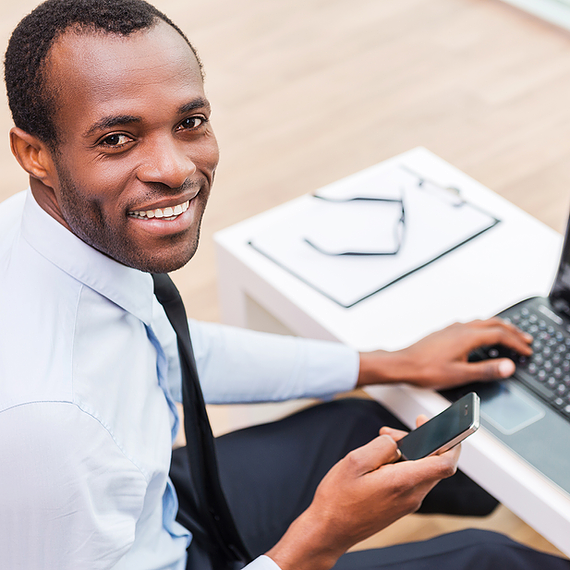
[{"x1": 478, "y1": 303, "x2": 570, "y2": 421}]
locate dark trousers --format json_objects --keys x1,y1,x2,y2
[{"x1": 170, "y1": 398, "x2": 570, "y2": 569}]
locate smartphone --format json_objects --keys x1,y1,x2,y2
[{"x1": 396, "y1": 392, "x2": 480, "y2": 461}]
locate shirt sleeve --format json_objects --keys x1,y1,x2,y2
[
  {"x1": 188, "y1": 320, "x2": 360, "y2": 404},
  {"x1": 0, "y1": 402, "x2": 147, "y2": 570}
]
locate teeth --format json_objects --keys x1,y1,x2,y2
[{"x1": 129, "y1": 200, "x2": 190, "y2": 220}]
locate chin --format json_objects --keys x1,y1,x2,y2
[
  {"x1": 84, "y1": 225, "x2": 201, "y2": 273},
  {"x1": 128, "y1": 242, "x2": 198, "y2": 274},
  {"x1": 145, "y1": 256, "x2": 192, "y2": 274}
]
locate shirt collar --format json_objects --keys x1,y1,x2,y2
[{"x1": 21, "y1": 189, "x2": 155, "y2": 325}]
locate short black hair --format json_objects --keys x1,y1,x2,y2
[{"x1": 4, "y1": 0, "x2": 202, "y2": 147}]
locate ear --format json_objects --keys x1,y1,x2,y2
[{"x1": 10, "y1": 127, "x2": 57, "y2": 187}]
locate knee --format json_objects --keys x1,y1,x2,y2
[
  {"x1": 330, "y1": 397, "x2": 407, "y2": 431},
  {"x1": 454, "y1": 529, "x2": 569, "y2": 570},
  {"x1": 472, "y1": 538, "x2": 520, "y2": 568}
]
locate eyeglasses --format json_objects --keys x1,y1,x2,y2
[
  {"x1": 401, "y1": 165, "x2": 465, "y2": 207},
  {"x1": 305, "y1": 170, "x2": 464, "y2": 257},
  {"x1": 306, "y1": 194, "x2": 406, "y2": 256}
]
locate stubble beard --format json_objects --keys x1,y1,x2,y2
[{"x1": 54, "y1": 160, "x2": 206, "y2": 274}]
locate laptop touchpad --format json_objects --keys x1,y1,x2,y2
[{"x1": 479, "y1": 381, "x2": 545, "y2": 435}]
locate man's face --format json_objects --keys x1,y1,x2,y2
[{"x1": 40, "y1": 21, "x2": 219, "y2": 273}]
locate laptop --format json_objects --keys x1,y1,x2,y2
[{"x1": 440, "y1": 212, "x2": 570, "y2": 496}]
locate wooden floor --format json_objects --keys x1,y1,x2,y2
[{"x1": 1, "y1": 0, "x2": 570, "y2": 558}]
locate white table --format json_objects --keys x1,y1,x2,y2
[{"x1": 214, "y1": 147, "x2": 570, "y2": 555}]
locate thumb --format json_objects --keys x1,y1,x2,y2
[
  {"x1": 347, "y1": 434, "x2": 401, "y2": 475},
  {"x1": 457, "y1": 357, "x2": 515, "y2": 382}
]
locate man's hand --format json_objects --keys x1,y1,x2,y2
[
  {"x1": 358, "y1": 318, "x2": 533, "y2": 390},
  {"x1": 266, "y1": 416, "x2": 459, "y2": 570}
]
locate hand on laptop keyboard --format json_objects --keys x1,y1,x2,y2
[
  {"x1": 477, "y1": 304, "x2": 570, "y2": 419},
  {"x1": 359, "y1": 318, "x2": 533, "y2": 391}
]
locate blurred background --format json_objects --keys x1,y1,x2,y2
[
  {"x1": 3, "y1": 0, "x2": 570, "y2": 323},
  {"x1": 2, "y1": 0, "x2": 570, "y2": 556}
]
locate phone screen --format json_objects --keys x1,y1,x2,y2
[{"x1": 397, "y1": 393, "x2": 480, "y2": 460}]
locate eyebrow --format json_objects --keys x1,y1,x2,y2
[
  {"x1": 83, "y1": 98, "x2": 211, "y2": 138},
  {"x1": 177, "y1": 98, "x2": 211, "y2": 115},
  {"x1": 83, "y1": 115, "x2": 141, "y2": 138}
]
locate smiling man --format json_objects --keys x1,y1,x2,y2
[
  {"x1": 1, "y1": 1, "x2": 569, "y2": 570},
  {"x1": 12, "y1": 15, "x2": 216, "y2": 274}
]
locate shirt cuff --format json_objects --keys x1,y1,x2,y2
[{"x1": 244, "y1": 555, "x2": 282, "y2": 570}]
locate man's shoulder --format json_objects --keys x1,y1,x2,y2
[
  {"x1": 0, "y1": 219, "x2": 84, "y2": 412},
  {"x1": 0, "y1": 190, "x2": 26, "y2": 271},
  {"x1": 0, "y1": 190, "x2": 79, "y2": 299},
  {"x1": 0, "y1": 190, "x2": 25, "y2": 243}
]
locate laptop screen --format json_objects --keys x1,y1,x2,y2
[{"x1": 549, "y1": 216, "x2": 570, "y2": 318}]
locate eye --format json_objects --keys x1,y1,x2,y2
[
  {"x1": 178, "y1": 116, "x2": 207, "y2": 131},
  {"x1": 100, "y1": 133, "x2": 132, "y2": 147}
]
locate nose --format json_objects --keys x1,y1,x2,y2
[{"x1": 137, "y1": 136, "x2": 197, "y2": 188}]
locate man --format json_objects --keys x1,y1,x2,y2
[{"x1": 0, "y1": 0, "x2": 567, "y2": 569}]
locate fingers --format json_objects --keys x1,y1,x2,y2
[
  {"x1": 379, "y1": 414, "x2": 427, "y2": 442},
  {"x1": 469, "y1": 317, "x2": 530, "y2": 338},
  {"x1": 415, "y1": 414, "x2": 428, "y2": 428},
  {"x1": 464, "y1": 319, "x2": 532, "y2": 356},
  {"x1": 421, "y1": 443, "x2": 460, "y2": 478},
  {"x1": 489, "y1": 317, "x2": 533, "y2": 343},
  {"x1": 345, "y1": 434, "x2": 401, "y2": 475},
  {"x1": 404, "y1": 439, "x2": 461, "y2": 480},
  {"x1": 464, "y1": 318, "x2": 533, "y2": 356},
  {"x1": 444, "y1": 318, "x2": 532, "y2": 383},
  {"x1": 401, "y1": 318, "x2": 533, "y2": 389},
  {"x1": 369, "y1": 443, "x2": 460, "y2": 490},
  {"x1": 379, "y1": 426, "x2": 407, "y2": 441}
]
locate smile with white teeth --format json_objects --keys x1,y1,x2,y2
[{"x1": 128, "y1": 200, "x2": 190, "y2": 221}]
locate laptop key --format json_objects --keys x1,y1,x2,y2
[
  {"x1": 547, "y1": 377, "x2": 557, "y2": 388},
  {"x1": 543, "y1": 346, "x2": 552, "y2": 357},
  {"x1": 479, "y1": 306, "x2": 570, "y2": 421},
  {"x1": 517, "y1": 369, "x2": 556, "y2": 401}
]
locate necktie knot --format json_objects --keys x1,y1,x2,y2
[{"x1": 153, "y1": 272, "x2": 184, "y2": 308}]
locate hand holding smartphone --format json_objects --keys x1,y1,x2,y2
[{"x1": 396, "y1": 392, "x2": 480, "y2": 461}]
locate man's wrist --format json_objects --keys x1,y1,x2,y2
[
  {"x1": 265, "y1": 511, "x2": 343, "y2": 570},
  {"x1": 357, "y1": 349, "x2": 420, "y2": 387}
]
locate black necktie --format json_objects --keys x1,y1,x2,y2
[{"x1": 152, "y1": 273, "x2": 251, "y2": 565}]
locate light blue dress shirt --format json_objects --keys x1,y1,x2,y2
[{"x1": 0, "y1": 190, "x2": 359, "y2": 569}]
